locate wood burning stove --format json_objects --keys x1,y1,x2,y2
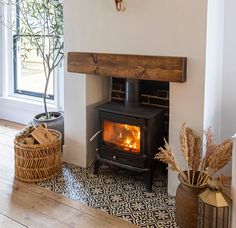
[{"x1": 93, "y1": 79, "x2": 165, "y2": 191}]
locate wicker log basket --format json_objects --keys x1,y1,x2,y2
[{"x1": 14, "y1": 127, "x2": 62, "y2": 183}]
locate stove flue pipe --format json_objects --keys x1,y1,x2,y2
[{"x1": 125, "y1": 79, "x2": 140, "y2": 108}]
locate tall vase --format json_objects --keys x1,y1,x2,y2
[{"x1": 176, "y1": 172, "x2": 207, "y2": 228}]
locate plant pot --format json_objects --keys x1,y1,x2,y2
[
  {"x1": 176, "y1": 172, "x2": 207, "y2": 228},
  {"x1": 32, "y1": 112, "x2": 64, "y2": 144}
]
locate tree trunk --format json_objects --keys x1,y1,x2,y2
[{"x1": 43, "y1": 71, "x2": 51, "y2": 119}]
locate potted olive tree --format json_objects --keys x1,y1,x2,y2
[{"x1": 1, "y1": 0, "x2": 64, "y2": 140}]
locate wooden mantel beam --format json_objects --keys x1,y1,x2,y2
[{"x1": 67, "y1": 52, "x2": 187, "y2": 83}]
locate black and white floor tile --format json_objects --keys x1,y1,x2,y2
[{"x1": 37, "y1": 163, "x2": 177, "y2": 227}]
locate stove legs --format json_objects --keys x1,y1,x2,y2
[
  {"x1": 93, "y1": 159, "x2": 100, "y2": 175},
  {"x1": 145, "y1": 171, "x2": 153, "y2": 192}
]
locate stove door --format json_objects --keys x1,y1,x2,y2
[
  {"x1": 98, "y1": 112, "x2": 147, "y2": 168},
  {"x1": 103, "y1": 120, "x2": 141, "y2": 154}
]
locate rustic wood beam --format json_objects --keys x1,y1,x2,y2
[{"x1": 68, "y1": 52, "x2": 187, "y2": 83}]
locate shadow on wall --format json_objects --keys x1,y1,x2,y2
[{"x1": 86, "y1": 101, "x2": 110, "y2": 167}]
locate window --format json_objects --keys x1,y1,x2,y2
[
  {"x1": 11, "y1": 0, "x2": 63, "y2": 101},
  {"x1": 13, "y1": 35, "x2": 54, "y2": 99},
  {"x1": 0, "y1": 0, "x2": 63, "y2": 123}
]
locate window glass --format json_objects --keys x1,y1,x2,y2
[
  {"x1": 12, "y1": 0, "x2": 64, "y2": 99},
  {"x1": 14, "y1": 36, "x2": 54, "y2": 98}
]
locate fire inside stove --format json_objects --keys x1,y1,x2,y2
[{"x1": 103, "y1": 120, "x2": 141, "y2": 153}]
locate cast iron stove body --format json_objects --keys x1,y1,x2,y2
[{"x1": 94, "y1": 79, "x2": 165, "y2": 191}]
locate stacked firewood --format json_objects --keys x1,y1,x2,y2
[{"x1": 15, "y1": 124, "x2": 56, "y2": 145}]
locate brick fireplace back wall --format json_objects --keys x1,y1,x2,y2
[{"x1": 111, "y1": 78, "x2": 169, "y2": 138}]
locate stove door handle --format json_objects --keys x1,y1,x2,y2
[{"x1": 89, "y1": 130, "x2": 102, "y2": 142}]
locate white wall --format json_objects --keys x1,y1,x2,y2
[
  {"x1": 64, "y1": 0, "x2": 208, "y2": 195},
  {"x1": 0, "y1": 97, "x2": 57, "y2": 124},
  {"x1": 220, "y1": 0, "x2": 236, "y2": 178},
  {"x1": 221, "y1": 3, "x2": 236, "y2": 222},
  {"x1": 86, "y1": 75, "x2": 110, "y2": 166},
  {"x1": 221, "y1": 0, "x2": 236, "y2": 140},
  {"x1": 203, "y1": 0, "x2": 224, "y2": 140},
  {"x1": 64, "y1": 73, "x2": 87, "y2": 166},
  {"x1": 0, "y1": 5, "x2": 4, "y2": 97}
]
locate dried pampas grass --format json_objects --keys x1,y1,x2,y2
[
  {"x1": 207, "y1": 139, "x2": 232, "y2": 174},
  {"x1": 155, "y1": 139, "x2": 189, "y2": 184},
  {"x1": 186, "y1": 127, "x2": 195, "y2": 170},
  {"x1": 192, "y1": 136, "x2": 202, "y2": 171},
  {"x1": 155, "y1": 124, "x2": 233, "y2": 186},
  {"x1": 179, "y1": 124, "x2": 189, "y2": 164}
]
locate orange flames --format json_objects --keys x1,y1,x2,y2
[{"x1": 103, "y1": 121, "x2": 141, "y2": 153}]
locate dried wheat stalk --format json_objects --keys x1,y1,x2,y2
[
  {"x1": 179, "y1": 124, "x2": 191, "y2": 181},
  {"x1": 197, "y1": 127, "x2": 216, "y2": 185},
  {"x1": 186, "y1": 127, "x2": 195, "y2": 169},
  {"x1": 207, "y1": 139, "x2": 232, "y2": 175},
  {"x1": 185, "y1": 127, "x2": 196, "y2": 184},
  {"x1": 202, "y1": 127, "x2": 218, "y2": 170},
  {"x1": 179, "y1": 124, "x2": 189, "y2": 163},
  {"x1": 192, "y1": 136, "x2": 202, "y2": 171},
  {"x1": 155, "y1": 139, "x2": 189, "y2": 184},
  {"x1": 191, "y1": 135, "x2": 202, "y2": 185},
  {"x1": 155, "y1": 124, "x2": 233, "y2": 187},
  {"x1": 197, "y1": 139, "x2": 232, "y2": 186}
]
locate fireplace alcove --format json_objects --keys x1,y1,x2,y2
[{"x1": 67, "y1": 52, "x2": 187, "y2": 191}]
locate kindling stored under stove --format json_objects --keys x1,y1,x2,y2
[{"x1": 92, "y1": 79, "x2": 165, "y2": 191}]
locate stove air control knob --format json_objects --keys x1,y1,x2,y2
[{"x1": 113, "y1": 156, "x2": 116, "y2": 160}]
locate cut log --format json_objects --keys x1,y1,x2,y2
[
  {"x1": 31, "y1": 125, "x2": 54, "y2": 145},
  {"x1": 68, "y1": 52, "x2": 187, "y2": 83}
]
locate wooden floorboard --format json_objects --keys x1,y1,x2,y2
[
  {"x1": 0, "y1": 213, "x2": 26, "y2": 228},
  {"x1": 0, "y1": 180, "x2": 121, "y2": 228},
  {"x1": 0, "y1": 119, "x2": 25, "y2": 130},
  {"x1": 0, "y1": 119, "x2": 137, "y2": 228}
]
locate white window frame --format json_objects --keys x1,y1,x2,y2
[{"x1": 0, "y1": 3, "x2": 64, "y2": 124}]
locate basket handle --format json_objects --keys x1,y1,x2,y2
[
  {"x1": 42, "y1": 123, "x2": 48, "y2": 130},
  {"x1": 32, "y1": 123, "x2": 48, "y2": 130}
]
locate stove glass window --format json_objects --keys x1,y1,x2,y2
[{"x1": 103, "y1": 120, "x2": 141, "y2": 153}]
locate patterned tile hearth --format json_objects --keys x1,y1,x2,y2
[{"x1": 36, "y1": 163, "x2": 178, "y2": 228}]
